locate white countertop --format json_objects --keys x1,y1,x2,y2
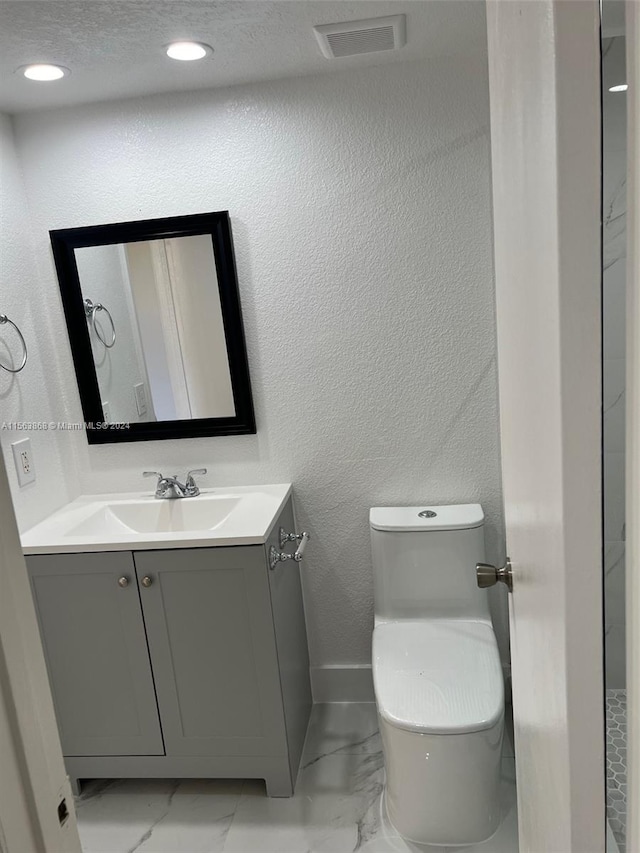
[{"x1": 21, "y1": 484, "x2": 292, "y2": 555}]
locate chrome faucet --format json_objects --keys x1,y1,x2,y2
[{"x1": 143, "y1": 469, "x2": 207, "y2": 499}]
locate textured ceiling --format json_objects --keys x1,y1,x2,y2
[{"x1": 0, "y1": 0, "x2": 487, "y2": 113}]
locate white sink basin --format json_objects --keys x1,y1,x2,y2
[
  {"x1": 20, "y1": 485, "x2": 292, "y2": 554},
  {"x1": 67, "y1": 496, "x2": 241, "y2": 536}
]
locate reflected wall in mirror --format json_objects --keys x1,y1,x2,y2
[
  {"x1": 51, "y1": 212, "x2": 255, "y2": 444},
  {"x1": 76, "y1": 235, "x2": 235, "y2": 423}
]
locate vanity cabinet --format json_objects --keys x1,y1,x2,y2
[
  {"x1": 27, "y1": 551, "x2": 164, "y2": 757},
  {"x1": 26, "y1": 498, "x2": 311, "y2": 797}
]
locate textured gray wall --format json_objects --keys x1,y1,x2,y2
[
  {"x1": 12, "y1": 55, "x2": 507, "y2": 668},
  {"x1": 0, "y1": 115, "x2": 75, "y2": 529}
]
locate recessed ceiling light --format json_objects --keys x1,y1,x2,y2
[
  {"x1": 21, "y1": 63, "x2": 68, "y2": 81},
  {"x1": 609, "y1": 84, "x2": 628, "y2": 93},
  {"x1": 166, "y1": 41, "x2": 212, "y2": 61}
]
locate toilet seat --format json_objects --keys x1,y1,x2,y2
[{"x1": 372, "y1": 620, "x2": 503, "y2": 735}]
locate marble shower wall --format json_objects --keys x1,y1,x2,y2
[{"x1": 603, "y1": 36, "x2": 627, "y2": 689}]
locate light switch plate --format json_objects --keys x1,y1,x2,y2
[
  {"x1": 12, "y1": 437, "x2": 36, "y2": 486},
  {"x1": 134, "y1": 383, "x2": 147, "y2": 417}
]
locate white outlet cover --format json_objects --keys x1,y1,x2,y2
[
  {"x1": 11, "y1": 437, "x2": 36, "y2": 487},
  {"x1": 102, "y1": 401, "x2": 111, "y2": 424}
]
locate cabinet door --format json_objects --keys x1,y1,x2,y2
[
  {"x1": 27, "y1": 553, "x2": 164, "y2": 757},
  {"x1": 134, "y1": 547, "x2": 286, "y2": 757}
]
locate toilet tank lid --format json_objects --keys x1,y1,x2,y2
[{"x1": 369, "y1": 504, "x2": 484, "y2": 532}]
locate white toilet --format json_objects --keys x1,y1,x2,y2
[{"x1": 370, "y1": 504, "x2": 504, "y2": 847}]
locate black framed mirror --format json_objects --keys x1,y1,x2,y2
[{"x1": 50, "y1": 212, "x2": 255, "y2": 444}]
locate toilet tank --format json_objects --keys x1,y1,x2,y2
[{"x1": 370, "y1": 504, "x2": 490, "y2": 621}]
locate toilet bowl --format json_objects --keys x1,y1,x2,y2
[{"x1": 370, "y1": 504, "x2": 504, "y2": 846}]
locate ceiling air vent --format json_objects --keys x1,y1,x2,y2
[{"x1": 314, "y1": 15, "x2": 406, "y2": 59}]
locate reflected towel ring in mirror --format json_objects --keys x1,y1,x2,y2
[
  {"x1": 84, "y1": 298, "x2": 116, "y2": 348},
  {"x1": 0, "y1": 314, "x2": 28, "y2": 373}
]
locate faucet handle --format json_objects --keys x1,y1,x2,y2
[
  {"x1": 184, "y1": 468, "x2": 207, "y2": 496},
  {"x1": 186, "y1": 468, "x2": 207, "y2": 479},
  {"x1": 143, "y1": 471, "x2": 166, "y2": 499}
]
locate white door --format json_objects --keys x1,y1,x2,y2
[
  {"x1": 486, "y1": 2, "x2": 605, "y2": 851},
  {"x1": 0, "y1": 446, "x2": 82, "y2": 851},
  {"x1": 625, "y1": 4, "x2": 640, "y2": 850}
]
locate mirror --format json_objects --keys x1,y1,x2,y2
[{"x1": 50, "y1": 212, "x2": 255, "y2": 444}]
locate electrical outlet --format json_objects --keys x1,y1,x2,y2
[
  {"x1": 11, "y1": 438, "x2": 36, "y2": 487},
  {"x1": 134, "y1": 382, "x2": 147, "y2": 417},
  {"x1": 102, "y1": 401, "x2": 111, "y2": 424}
]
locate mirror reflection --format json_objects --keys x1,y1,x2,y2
[
  {"x1": 75, "y1": 235, "x2": 235, "y2": 424},
  {"x1": 51, "y1": 211, "x2": 255, "y2": 443}
]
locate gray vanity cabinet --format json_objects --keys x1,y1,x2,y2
[
  {"x1": 25, "y1": 498, "x2": 312, "y2": 797},
  {"x1": 133, "y1": 547, "x2": 287, "y2": 757},
  {"x1": 27, "y1": 551, "x2": 164, "y2": 757}
]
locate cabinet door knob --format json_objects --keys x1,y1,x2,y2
[
  {"x1": 118, "y1": 576, "x2": 129, "y2": 588},
  {"x1": 141, "y1": 576, "x2": 153, "y2": 588}
]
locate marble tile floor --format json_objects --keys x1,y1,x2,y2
[{"x1": 75, "y1": 703, "x2": 518, "y2": 853}]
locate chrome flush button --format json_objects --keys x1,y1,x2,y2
[{"x1": 418, "y1": 510, "x2": 437, "y2": 518}]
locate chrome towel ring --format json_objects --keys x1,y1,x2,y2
[
  {"x1": 84, "y1": 298, "x2": 116, "y2": 348},
  {"x1": 0, "y1": 314, "x2": 28, "y2": 373}
]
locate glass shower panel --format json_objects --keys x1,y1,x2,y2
[{"x1": 602, "y1": 22, "x2": 627, "y2": 853}]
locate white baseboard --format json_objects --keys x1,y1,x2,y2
[{"x1": 310, "y1": 665, "x2": 375, "y2": 703}]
